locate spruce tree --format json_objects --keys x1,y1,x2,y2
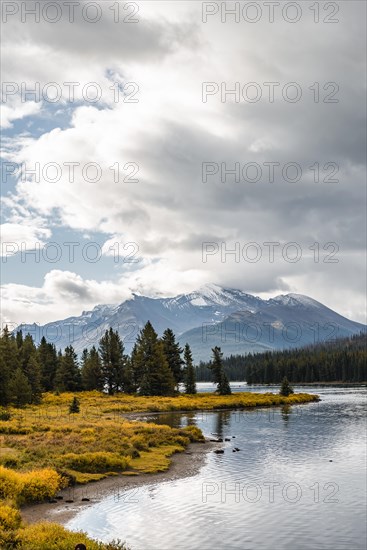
[
  {"x1": 8, "y1": 368, "x2": 32, "y2": 407},
  {"x1": 24, "y1": 354, "x2": 43, "y2": 404},
  {"x1": 69, "y1": 396, "x2": 80, "y2": 413},
  {"x1": 54, "y1": 346, "x2": 81, "y2": 392},
  {"x1": 18, "y1": 334, "x2": 43, "y2": 403},
  {"x1": 132, "y1": 322, "x2": 175, "y2": 396},
  {"x1": 122, "y1": 357, "x2": 135, "y2": 394},
  {"x1": 279, "y1": 376, "x2": 294, "y2": 396},
  {"x1": 161, "y1": 328, "x2": 184, "y2": 390},
  {"x1": 184, "y1": 343, "x2": 197, "y2": 394},
  {"x1": 99, "y1": 328, "x2": 127, "y2": 394},
  {"x1": 15, "y1": 330, "x2": 23, "y2": 349},
  {"x1": 218, "y1": 371, "x2": 231, "y2": 395},
  {"x1": 38, "y1": 337, "x2": 57, "y2": 391},
  {"x1": 0, "y1": 326, "x2": 20, "y2": 405},
  {"x1": 209, "y1": 347, "x2": 232, "y2": 395},
  {"x1": 81, "y1": 347, "x2": 104, "y2": 391}
]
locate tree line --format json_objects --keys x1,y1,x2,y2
[
  {"x1": 197, "y1": 332, "x2": 367, "y2": 383},
  {"x1": 0, "y1": 322, "x2": 231, "y2": 406}
]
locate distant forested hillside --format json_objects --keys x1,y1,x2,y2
[{"x1": 196, "y1": 332, "x2": 367, "y2": 383}]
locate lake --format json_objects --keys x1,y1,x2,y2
[{"x1": 67, "y1": 385, "x2": 367, "y2": 550}]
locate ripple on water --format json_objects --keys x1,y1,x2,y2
[{"x1": 67, "y1": 387, "x2": 367, "y2": 550}]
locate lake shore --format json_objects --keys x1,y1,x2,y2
[{"x1": 20, "y1": 439, "x2": 218, "y2": 527}]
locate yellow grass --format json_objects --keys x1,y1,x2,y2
[{"x1": 0, "y1": 390, "x2": 317, "y2": 548}]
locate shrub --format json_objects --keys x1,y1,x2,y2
[
  {"x1": 69, "y1": 396, "x2": 80, "y2": 414},
  {"x1": 0, "y1": 503, "x2": 21, "y2": 531},
  {"x1": 0, "y1": 466, "x2": 62, "y2": 503},
  {"x1": 19, "y1": 469, "x2": 62, "y2": 503},
  {"x1": 0, "y1": 467, "x2": 19, "y2": 500},
  {"x1": 181, "y1": 425, "x2": 205, "y2": 442},
  {"x1": 60, "y1": 452, "x2": 130, "y2": 473},
  {"x1": 0, "y1": 408, "x2": 11, "y2": 421},
  {"x1": 16, "y1": 522, "x2": 129, "y2": 549}
]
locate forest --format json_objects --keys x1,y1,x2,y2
[
  {"x1": 197, "y1": 332, "x2": 367, "y2": 383},
  {"x1": 1, "y1": 325, "x2": 365, "y2": 409},
  {"x1": 0, "y1": 322, "x2": 232, "y2": 407}
]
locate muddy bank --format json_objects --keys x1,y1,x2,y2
[{"x1": 21, "y1": 440, "x2": 219, "y2": 526}]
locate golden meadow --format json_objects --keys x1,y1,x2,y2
[{"x1": 0, "y1": 391, "x2": 318, "y2": 549}]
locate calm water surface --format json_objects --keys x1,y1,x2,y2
[{"x1": 67, "y1": 386, "x2": 367, "y2": 550}]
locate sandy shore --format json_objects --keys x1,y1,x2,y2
[{"x1": 21, "y1": 440, "x2": 220, "y2": 526}]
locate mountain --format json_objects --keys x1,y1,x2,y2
[{"x1": 17, "y1": 284, "x2": 365, "y2": 361}]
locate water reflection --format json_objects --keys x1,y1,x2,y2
[
  {"x1": 281, "y1": 404, "x2": 291, "y2": 423},
  {"x1": 67, "y1": 387, "x2": 367, "y2": 550}
]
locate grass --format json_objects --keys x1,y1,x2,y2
[{"x1": 0, "y1": 390, "x2": 318, "y2": 548}]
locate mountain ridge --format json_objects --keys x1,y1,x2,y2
[{"x1": 17, "y1": 284, "x2": 366, "y2": 361}]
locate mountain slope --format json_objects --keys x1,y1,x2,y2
[{"x1": 17, "y1": 284, "x2": 365, "y2": 361}]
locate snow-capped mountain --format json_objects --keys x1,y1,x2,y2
[{"x1": 17, "y1": 284, "x2": 365, "y2": 361}]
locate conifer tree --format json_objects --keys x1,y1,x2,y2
[
  {"x1": 18, "y1": 334, "x2": 42, "y2": 403},
  {"x1": 218, "y1": 371, "x2": 231, "y2": 395},
  {"x1": 24, "y1": 354, "x2": 43, "y2": 404},
  {"x1": 132, "y1": 322, "x2": 175, "y2": 396},
  {"x1": 183, "y1": 343, "x2": 197, "y2": 394},
  {"x1": 81, "y1": 346, "x2": 104, "y2": 391},
  {"x1": 122, "y1": 356, "x2": 136, "y2": 394},
  {"x1": 209, "y1": 347, "x2": 231, "y2": 395},
  {"x1": 161, "y1": 328, "x2": 184, "y2": 390},
  {"x1": 8, "y1": 368, "x2": 32, "y2": 407},
  {"x1": 54, "y1": 346, "x2": 82, "y2": 392},
  {"x1": 279, "y1": 376, "x2": 294, "y2": 397},
  {"x1": 99, "y1": 328, "x2": 127, "y2": 394},
  {"x1": 69, "y1": 396, "x2": 80, "y2": 413},
  {"x1": 38, "y1": 337, "x2": 57, "y2": 391},
  {"x1": 15, "y1": 330, "x2": 23, "y2": 349},
  {"x1": 0, "y1": 326, "x2": 20, "y2": 405}
]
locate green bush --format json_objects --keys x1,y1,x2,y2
[
  {"x1": 60, "y1": 452, "x2": 130, "y2": 473},
  {"x1": 0, "y1": 409, "x2": 11, "y2": 421}
]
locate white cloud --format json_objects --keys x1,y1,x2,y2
[
  {"x1": 1, "y1": 0, "x2": 366, "y2": 325},
  {"x1": 0, "y1": 222, "x2": 51, "y2": 257},
  {"x1": 0, "y1": 98, "x2": 41, "y2": 129}
]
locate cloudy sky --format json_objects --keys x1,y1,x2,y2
[{"x1": 1, "y1": 0, "x2": 366, "y2": 327}]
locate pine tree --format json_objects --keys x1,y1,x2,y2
[
  {"x1": 132, "y1": 321, "x2": 175, "y2": 396},
  {"x1": 279, "y1": 376, "x2": 294, "y2": 396},
  {"x1": 122, "y1": 357, "x2": 135, "y2": 394},
  {"x1": 18, "y1": 334, "x2": 43, "y2": 403},
  {"x1": 38, "y1": 337, "x2": 57, "y2": 391},
  {"x1": 8, "y1": 368, "x2": 32, "y2": 407},
  {"x1": 0, "y1": 354, "x2": 11, "y2": 406},
  {"x1": 161, "y1": 328, "x2": 184, "y2": 390},
  {"x1": 15, "y1": 330, "x2": 23, "y2": 349},
  {"x1": 209, "y1": 347, "x2": 232, "y2": 395},
  {"x1": 99, "y1": 328, "x2": 127, "y2": 394},
  {"x1": 54, "y1": 346, "x2": 82, "y2": 392},
  {"x1": 69, "y1": 396, "x2": 80, "y2": 413},
  {"x1": 0, "y1": 326, "x2": 20, "y2": 405},
  {"x1": 24, "y1": 354, "x2": 43, "y2": 404},
  {"x1": 81, "y1": 347, "x2": 104, "y2": 391},
  {"x1": 218, "y1": 371, "x2": 231, "y2": 395},
  {"x1": 183, "y1": 343, "x2": 197, "y2": 394}
]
